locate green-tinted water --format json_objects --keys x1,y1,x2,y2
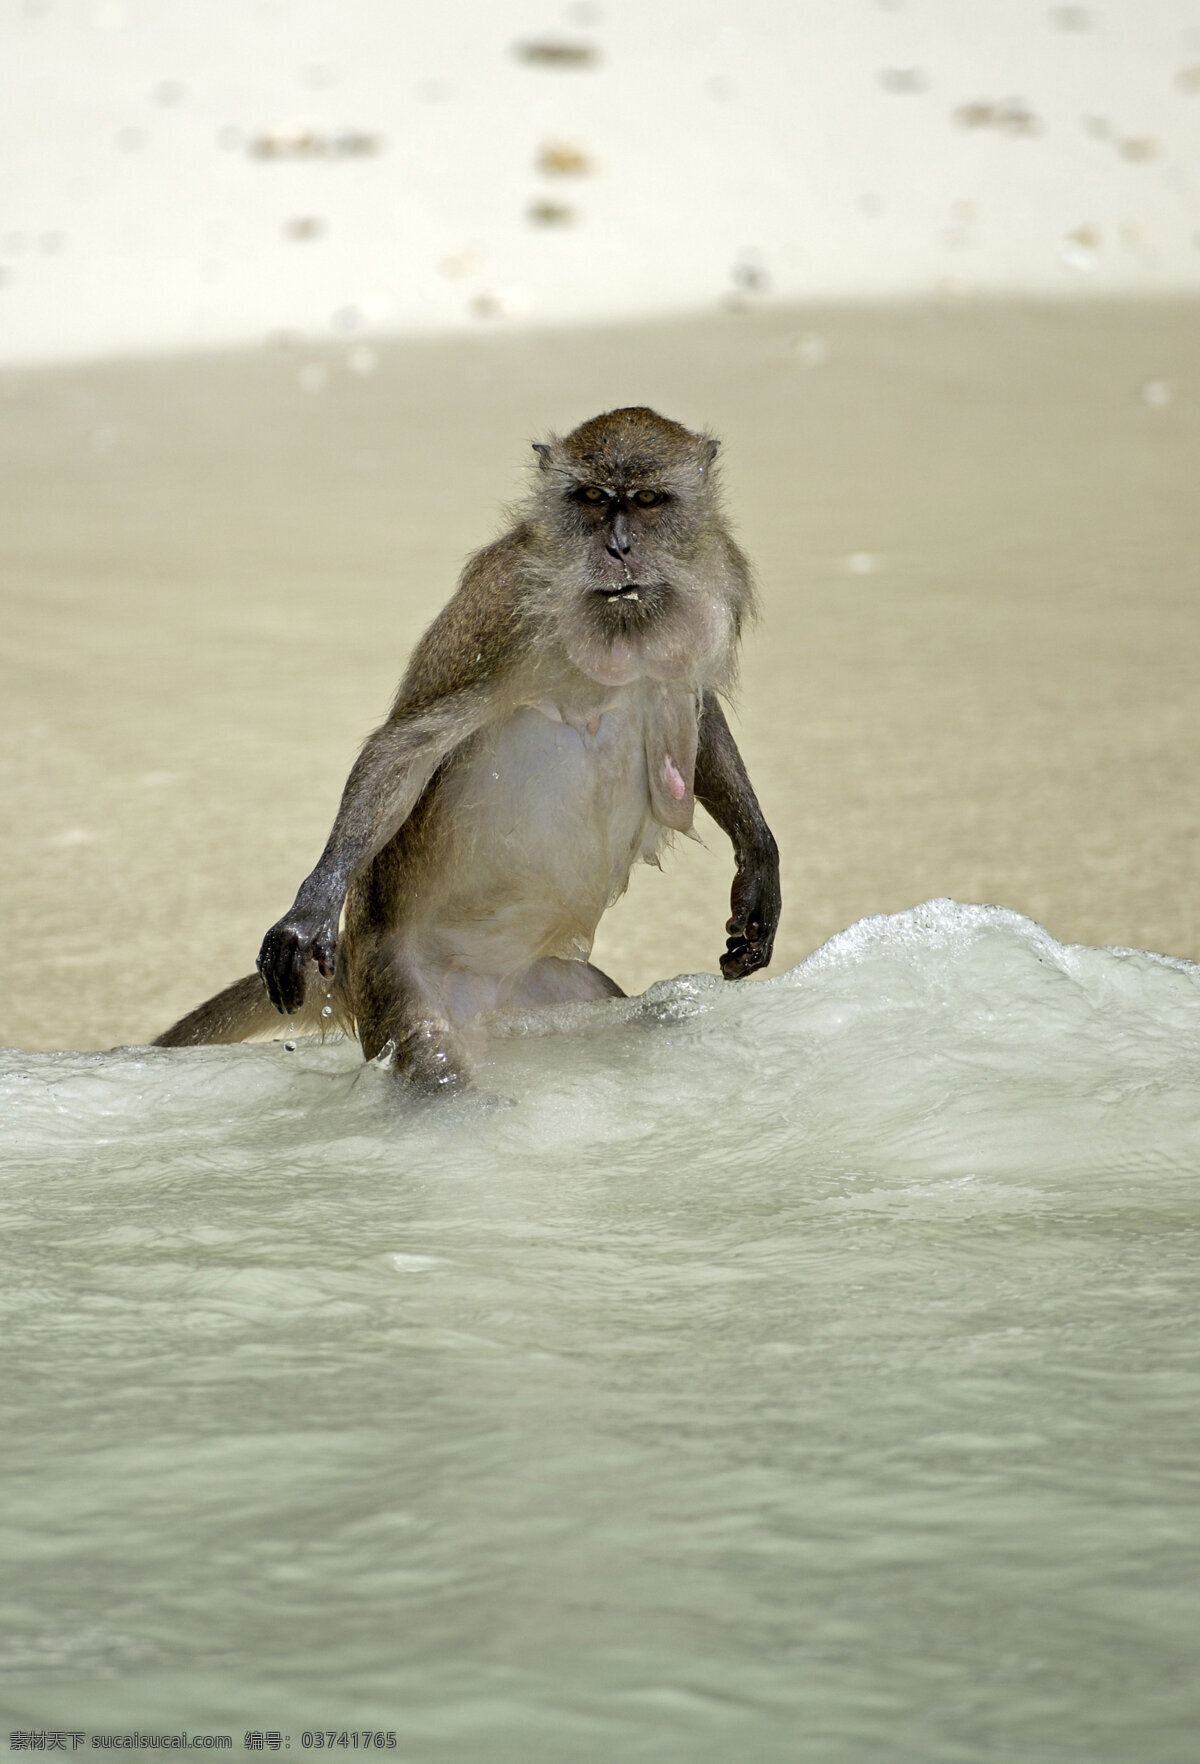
[{"x1": 3, "y1": 906, "x2": 1198, "y2": 1760}]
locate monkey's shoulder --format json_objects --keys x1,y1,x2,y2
[
  {"x1": 393, "y1": 527, "x2": 540, "y2": 713},
  {"x1": 712, "y1": 530, "x2": 757, "y2": 636},
  {"x1": 461, "y1": 523, "x2": 537, "y2": 593}
]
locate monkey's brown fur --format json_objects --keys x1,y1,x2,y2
[{"x1": 156, "y1": 408, "x2": 781, "y2": 1091}]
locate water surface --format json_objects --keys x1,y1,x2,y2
[{"x1": 3, "y1": 902, "x2": 1198, "y2": 1759}]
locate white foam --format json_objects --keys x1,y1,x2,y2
[{"x1": 4, "y1": 900, "x2": 1197, "y2": 1191}]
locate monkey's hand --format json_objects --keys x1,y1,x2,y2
[
  {"x1": 721, "y1": 851, "x2": 781, "y2": 980},
  {"x1": 257, "y1": 909, "x2": 338, "y2": 1015}
]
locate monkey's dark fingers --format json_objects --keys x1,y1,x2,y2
[
  {"x1": 256, "y1": 924, "x2": 299, "y2": 1014},
  {"x1": 721, "y1": 927, "x2": 769, "y2": 980},
  {"x1": 257, "y1": 918, "x2": 318, "y2": 1015},
  {"x1": 721, "y1": 863, "x2": 781, "y2": 980},
  {"x1": 313, "y1": 930, "x2": 337, "y2": 980}
]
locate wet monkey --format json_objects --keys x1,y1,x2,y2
[{"x1": 156, "y1": 408, "x2": 781, "y2": 1089}]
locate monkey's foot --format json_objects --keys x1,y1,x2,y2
[{"x1": 386, "y1": 1015, "x2": 472, "y2": 1095}]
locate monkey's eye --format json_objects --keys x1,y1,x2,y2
[
  {"x1": 575, "y1": 485, "x2": 607, "y2": 504},
  {"x1": 632, "y1": 489, "x2": 666, "y2": 507}
]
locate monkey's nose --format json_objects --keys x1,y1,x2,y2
[{"x1": 607, "y1": 509, "x2": 632, "y2": 556}]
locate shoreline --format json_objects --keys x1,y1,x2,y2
[{"x1": 2, "y1": 297, "x2": 1197, "y2": 1050}]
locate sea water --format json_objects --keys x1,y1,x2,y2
[{"x1": 2, "y1": 901, "x2": 1198, "y2": 1760}]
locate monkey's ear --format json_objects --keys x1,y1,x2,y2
[
  {"x1": 701, "y1": 437, "x2": 721, "y2": 468},
  {"x1": 531, "y1": 442, "x2": 553, "y2": 470}
]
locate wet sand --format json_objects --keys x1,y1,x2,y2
[{"x1": 2, "y1": 299, "x2": 1197, "y2": 1051}]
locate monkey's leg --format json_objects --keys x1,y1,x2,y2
[
  {"x1": 352, "y1": 945, "x2": 471, "y2": 1094},
  {"x1": 154, "y1": 966, "x2": 343, "y2": 1047},
  {"x1": 509, "y1": 958, "x2": 626, "y2": 1007}
]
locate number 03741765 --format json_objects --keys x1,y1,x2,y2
[{"x1": 300, "y1": 1736, "x2": 397, "y2": 1750}]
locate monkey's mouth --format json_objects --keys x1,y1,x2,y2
[{"x1": 590, "y1": 580, "x2": 670, "y2": 625}]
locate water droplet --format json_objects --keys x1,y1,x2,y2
[{"x1": 321, "y1": 1004, "x2": 333, "y2": 1019}]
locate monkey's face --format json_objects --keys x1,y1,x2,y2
[
  {"x1": 528, "y1": 407, "x2": 740, "y2": 687},
  {"x1": 569, "y1": 482, "x2": 674, "y2": 603},
  {"x1": 548, "y1": 474, "x2": 730, "y2": 686},
  {"x1": 532, "y1": 408, "x2": 717, "y2": 597}
]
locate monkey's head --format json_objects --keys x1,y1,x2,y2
[{"x1": 526, "y1": 407, "x2": 746, "y2": 688}]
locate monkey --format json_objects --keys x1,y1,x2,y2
[{"x1": 155, "y1": 407, "x2": 781, "y2": 1091}]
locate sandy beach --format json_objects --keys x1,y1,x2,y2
[
  {"x1": 2, "y1": 295, "x2": 1197, "y2": 1051},
  {"x1": 6, "y1": 0, "x2": 1199, "y2": 364}
]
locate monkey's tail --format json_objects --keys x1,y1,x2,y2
[{"x1": 153, "y1": 970, "x2": 350, "y2": 1049}]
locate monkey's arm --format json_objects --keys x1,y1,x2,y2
[
  {"x1": 257, "y1": 687, "x2": 492, "y2": 1014},
  {"x1": 259, "y1": 533, "x2": 536, "y2": 1014},
  {"x1": 694, "y1": 690, "x2": 781, "y2": 980}
]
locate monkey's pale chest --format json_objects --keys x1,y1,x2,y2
[
  {"x1": 450, "y1": 699, "x2": 661, "y2": 864},
  {"x1": 418, "y1": 685, "x2": 698, "y2": 968},
  {"x1": 527, "y1": 685, "x2": 699, "y2": 835}
]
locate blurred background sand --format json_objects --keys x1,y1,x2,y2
[
  {"x1": 2, "y1": 1, "x2": 1198, "y2": 1049},
  {"x1": 5, "y1": 0, "x2": 1200, "y2": 357}
]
